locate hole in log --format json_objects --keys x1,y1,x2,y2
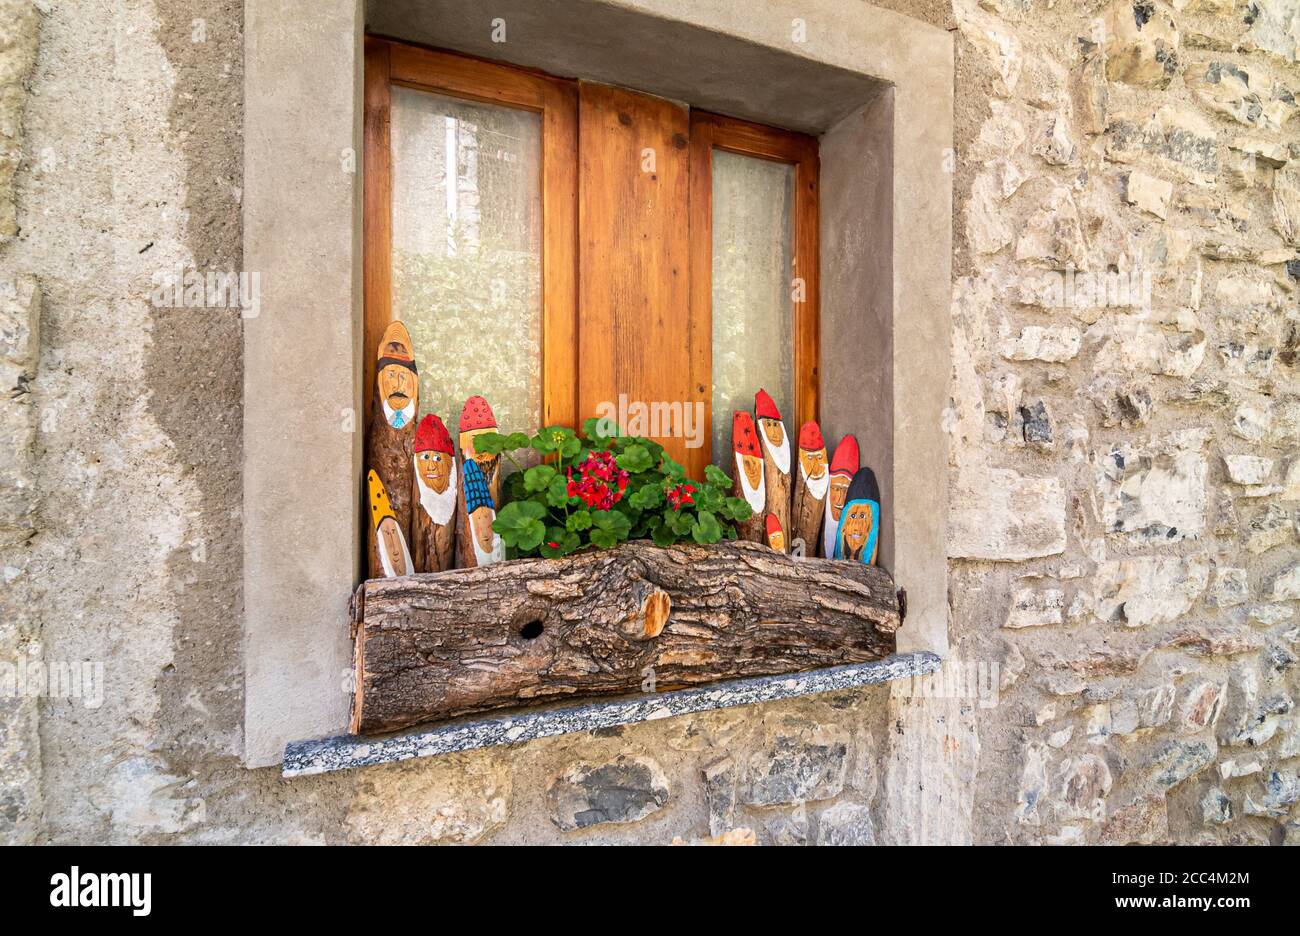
[{"x1": 519, "y1": 620, "x2": 545, "y2": 640}]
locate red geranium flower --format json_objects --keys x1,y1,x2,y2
[
  {"x1": 665, "y1": 482, "x2": 696, "y2": 510},
  {"x1": 566, "y1": 452, "x2": 630, "y2": 511}
]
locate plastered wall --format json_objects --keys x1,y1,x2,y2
[{"x1": 2, "y1": 0, "x2": 1297, "y2": 845}]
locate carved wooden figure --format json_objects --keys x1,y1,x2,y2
[
  {"x1": 730, "y1": 410, "x2": 766, "y2": 542},
  {"x1": 754, "y1": 389, "x2": 791, "y2": 553},
  {"x1": 457, "y1": 458, "x2": 505, "y2": 568},
  {"x1": 368, "y1": 469, "x2": 413, "y2": 578},
  {"x1": 765, "y1": 513, "x2": 786, "y2": 552},
  {"x1": 411, "y1": 414, "x2": 457, "y2": 573},
  {"x1": 791, "y1": 421, "x2": 828, "y2": 556},
  {"x1": 834, "y1": 466, "x2": 881, "y2": 565},
  {"x1": 458, "y1": 395, "x2": 502, "y2": 504},
  {"x1": 366, "y1": 321, "x2": 418, "y2": 579},
  {"x1": 821, "y1": 434, "x2": 859, "y2": 558}
]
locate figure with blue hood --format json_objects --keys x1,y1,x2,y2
[
  {"x1": 459, "y1": 458, "x2": 505, "y2": 568},
  {"x1": 834, "y1": 466, "x2": 881, "y2": 565}
]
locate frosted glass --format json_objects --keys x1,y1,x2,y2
[
  {"x1": 710, "y1": 149, "x2": 796, "y2": 468},
  {"x1": 391, "y1": 86, "x2": 543, "y2": 437}
]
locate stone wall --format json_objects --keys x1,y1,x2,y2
[
  {"x1": 949, "y1": 0, "x2": 1300, "y2": 844},
  {"x1": 0, "y1": 0, "x2": 41, "y2": 846},
  {"x1": 0, "y1": 0, "x2": 1296, "y2": 844}
]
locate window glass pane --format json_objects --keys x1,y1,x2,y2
[
  {"x1": 391, "y1": 85, "x2": 543, "y2": 436},
  {"x1": 710, "y1": 150, "x2": 796, "y2": 468}
]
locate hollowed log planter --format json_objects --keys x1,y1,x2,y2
[{"x1": 349, "y1": 540, "x2": 899, "y2": 735}]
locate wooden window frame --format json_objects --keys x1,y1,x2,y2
[
  {"x1": 363, "y1": 38, "x2": 819, "y2": 471},
  {"x1": 363, "y1": 37, "x2": 579, "y2": 429},
  {"x1": 688, "y1": 112, "x2": 821, "y2": 472}
]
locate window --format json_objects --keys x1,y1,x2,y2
[
  {"x1": 689, "y1": 113, "x2": 819, "y2": 471},
  {"x1": 364, "y1": 40, "x2": 578, "y2": 437},
  {"x1": 242, "y1": 5, "x2": 954, "y2": 767},
  {"x1": 364, "y1": 38, "x2": 818, "y2": 481}
]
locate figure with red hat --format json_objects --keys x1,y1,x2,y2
[
  {"x1": 456, "y1": 396, "x2": 502, "y2": 568},
  {"x1": 754, "y1": 389, "x2": 792, "y2": 553},
  {"x1": 822, "y1": 434, "x2": 859, "y2": 558},
  {"x1": 791, "y1": 420, "x2": 828, "y2": 555},
  {"x1": 765, "y1": 513, "x2": 786, "y2": 552},
  {"x1": 458, "y1": 395, "x2": 501, "y2": 502},
  {"x1": 411, "y1": 414, "x2": 457, "y2": 573},
  {"x1": 730, "y1": 410, "x2": 766, "y2": 543}
]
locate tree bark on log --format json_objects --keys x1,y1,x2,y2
[{"x1": 350, "y1": 540, "x2": 899, "y2": 734}]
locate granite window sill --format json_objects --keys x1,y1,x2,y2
[{"x1": 283, "y1": 652, "x2": 941, "y2": 777}]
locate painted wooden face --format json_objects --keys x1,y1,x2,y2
[
  {"x1": 378, "y1": 516, "x2": 408, "y2": 575},
  {"x1": 378, "y1": 362, "x2": 416, "y2": 413},
  {"x1": 760, "y1": 418, "x2": 784, "y2": 448},
  {"x1": 768, "y1": 527, "x2": 786, "y2": 552},
  {"x1": 742, "y1": 452, "x2": 763, "y2": 490},
  {"x1": 469, "y1": 506, "x2": 496, "y2": 552},
  {"x1": 840, "y1": 501, "x2": 874, "y2": 557},
  {"x1": 416, "y1": 449, "x2": 452, "y2": 494},
  {"x1": 829, "y1": 474, "x2": 852, "y2": 517},
  {"x1": 800, "y1": 447, "x2": 828, "y2": 481}
]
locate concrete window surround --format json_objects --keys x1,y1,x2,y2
[{"x1": 243, "y1": 0, "x2": 953, "y2": 768}]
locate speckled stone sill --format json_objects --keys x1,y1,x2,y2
[{"x1": 281, "y1": 652, "x2": 942, "y2": 777}]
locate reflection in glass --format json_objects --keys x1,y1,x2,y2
[
  {"x1": 710, "y1": 149, "x2": 795, "y2": 468},
  {"x1": 391, "y1": 86, "x2": 543, "y2": 437}
]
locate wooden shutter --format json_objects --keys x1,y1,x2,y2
[{"x1": 576, "y1": 83, "x2": 703, "y2": 475}]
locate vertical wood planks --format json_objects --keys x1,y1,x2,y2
[{"x1": 578, "y1": 83, "x2": 698, "y2": 470}]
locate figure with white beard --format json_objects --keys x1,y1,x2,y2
[
  {"x1": 822, "y1": 434, "x2": 859, "y2": 558},
  {"x1": 368, "y1": 470, "x2": 413, "y2": 578},
  {"x1": 459, "y1": 459, "x2": 504, "y2": 568},
  {"x1": 754, "y1": 389, "x2": 791, "y2": 553},
  {"x1": 730, "y1": 410, "x2": 766, "y2": 543},
  {"x1": 411, "y1": 414, "x2": 457, "y2": 572},
  {"x1": 791, "y1": 420, "x2": 828, "y2": 556}
]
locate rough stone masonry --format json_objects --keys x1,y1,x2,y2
[{"x1": 0, "y1": 0, "x2": 1298, "y2": 844}]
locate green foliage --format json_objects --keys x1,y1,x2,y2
[
  {"x1": 494, "y1": 499, "x2": 547, "y2": 552},
  {"x1": 490, "y1": 425, "x2": 742, "y2": 559}
]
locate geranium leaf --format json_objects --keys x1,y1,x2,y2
[
  {"x1": 546, "y1": 475, "x2": 572, "y2": 507},
  {"x1": 724, "y1": 497, "x2": 753, "y2": 522},
  {"x1": 470, "y1": 431, "x2": 509, "y2": 455},
  {"x1": 704, "y1": 464, "x2": 731, "y2": 487},
  {"x1": 650, "y1": 521, "x2": 677, "y2": 548},
  {"x1": 691, "y1": 509, "x2": 722, "y2": 544},
  {"x1": 523, "y1": 464, "x2": 558, "y2": 492},
  {"x1": 540, "y1": 527, "x2": 580, "y2": 558},
  {"x1": 616, "y1": 444, "x2": 653, "y2": 473}
]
